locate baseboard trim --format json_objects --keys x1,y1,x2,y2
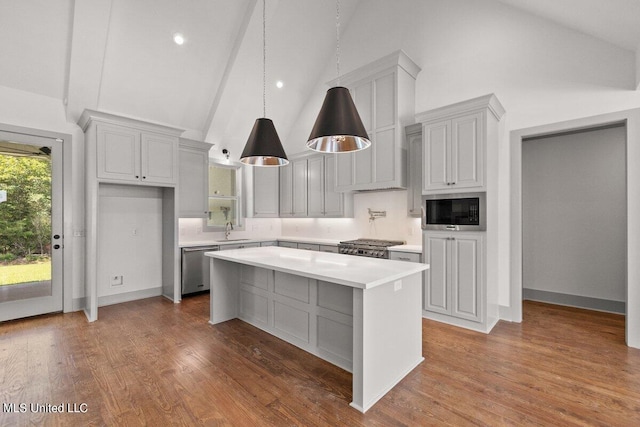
[
  {"x1": 523, "y1": 288, "x2": 625, "y2": 314},
  {"x1": 72, "y1": 297, "x2": 86, "y2": 312},
  {"x1": 98, "y1": 287, "x2": 163, "y2": 307},
  {"x1": 499, "y1": 305, "x2": 513, "y2": 322}
]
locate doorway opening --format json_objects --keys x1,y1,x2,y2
[{"x1": 521, "y1": 124, "x2": 626, "y2": 316}]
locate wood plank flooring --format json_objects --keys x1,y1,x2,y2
[{"x1": 1, "y1": 296, "x2": 639, "y2": 426}]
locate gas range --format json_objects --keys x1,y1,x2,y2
[{"x1": 338, "y1": 238, "x2": 406, "y2": 259}]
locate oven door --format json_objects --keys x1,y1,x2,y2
[{"x1": 422, "y1": 192, "x2": 486, "y2": 231}]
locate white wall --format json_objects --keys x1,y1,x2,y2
[
  {"x1": 522, "y1": 126, "x2": 626, "y2": 302},
  {"x1": 0, "y1": 85, "x2": 86, "y2": 309},
  {"x1": 97, "y1": 185, "x2": 163, "y2": 298}
]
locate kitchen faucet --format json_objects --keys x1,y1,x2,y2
[{"x1": 225, "y1": 221, "x2": 233, "y2": 240}]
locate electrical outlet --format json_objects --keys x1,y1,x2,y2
[
  {"x1": 110, "y1": 275, "x2": 123, "y2": 286},
  {"x1": 132, "y1": 228, "x2": 138, "y2": 236},
  {"x1": 394, "y1": 280, "x2": 402, "y2": 291}
]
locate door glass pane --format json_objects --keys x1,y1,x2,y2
[
  {"x1": 207, "y1": 198, "x2": 236, "y2": 228},
  {"x1": 209, "y1": 165, "x2": 236, "y2": 196},
  {"x1": 0, "y1": 142, "x2": 52, "y2": 303}
]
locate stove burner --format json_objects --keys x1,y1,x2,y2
[{"x1": 338, "y1": 238, "x2": 405, "y2": 259}]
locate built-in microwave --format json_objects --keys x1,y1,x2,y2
[{"x1": 422, "y1": 192, "x2": 486, "y2": 231}]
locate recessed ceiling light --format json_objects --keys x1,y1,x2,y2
[
  {"x1": 276, "y1": 80, "x2": 284, "y2": 89},
  {"x1": 173, "y1": 33, "x2": 185, "y2": 45}
]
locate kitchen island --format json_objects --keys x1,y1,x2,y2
[{"x1": 205, "y1": 246, "x2": 429, "y2": 412}]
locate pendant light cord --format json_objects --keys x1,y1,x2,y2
[
  {"x1": 263, "y1": 0, "x2": 266, "y2": 118},
  {"x1": 336, "y1": 0, "x2": 340, "y2": 84}
]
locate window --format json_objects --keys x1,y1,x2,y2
[{"x1": 204, "y1": 161, "x2": 243, "y2": 231}]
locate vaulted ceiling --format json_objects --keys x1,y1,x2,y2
[{"x1": 0, "y1": 0, "x2": 638, "y2": 157}]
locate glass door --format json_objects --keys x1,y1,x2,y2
[{"x1": 0, "y1": 132, "x2": 63, "y2": 322}]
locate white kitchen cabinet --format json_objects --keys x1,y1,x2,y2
[
  {"x1": 319, "y1": 245, "x2": 339, "y2": 253},
  {"x1": 333, "y1": 51, "x2": 420, "y2": 192},
  {"x1": 297, "y1": 242, "x2": 320, "y2": 251},
  {"x1": 422, "y1": 113, "x2": 483, "y2": 191},
  {"x1": 219, "y1": 242, "x2": 260, "y2": 250},
  {"x1": 96, "y1": 123, "x2": 178, "y2": 186},
  {"x1": 389, "y1": 251, "x2": 421, "y2": 263},
  {"x1": 406, "y1": 123, "x2": 422, "y2": 217},
  {"x1": 248, "y1": 166, "x2": 279, "y2": 218},
  {"x1": 423, "y1": 232, "x2": 483, "y2": 324},
  {"x1": 417, "y1": 94, "x2": 505, "y2": 194},
  {"x1": 278, "y1": 241, "x2": 298, "y2": 249},
  {"x1": 279, "y1": 158, "x2": 308, "y2": 217},
  {"x1": 308, "y1": 154, "x2": 347, "y2": 217},
  {"x1": 79, "y1": 110, "x2": 183, "y2": 321},
  {"x1": 178, "y1": 138, "x2": 212, "y2": 218}
]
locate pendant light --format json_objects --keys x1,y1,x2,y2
[
  {"x1": 240, "y1": 0, "x2": 288, "y2": 166},
  {"x1": 306, "y1": 0, "x2": 371, "y2": 153}
]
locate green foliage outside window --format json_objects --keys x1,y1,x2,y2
[{"x1": 0, "y1": 155, "x2": 51, "y2": 258}]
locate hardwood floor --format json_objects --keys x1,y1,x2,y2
[{"x1": 1, "y1": 296, "x2": 639, "y2": 426}]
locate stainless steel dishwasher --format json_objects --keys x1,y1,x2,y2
[{"x1": 181, "y1": 246, "x2": 219, "y2": 295}]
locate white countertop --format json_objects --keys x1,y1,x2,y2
[
  {"x1": 206, "y1": 246, "x2": 428, "y2": 290},
  {"x1": 388, "y1": 244, "x2": 422, "y2": 254}
]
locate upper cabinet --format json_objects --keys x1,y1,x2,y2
[
  {"x1": 81, "y1": 110, "x2": 181, "y2": 187},
  {"x1": 406, "y1": 123, "x2": 422, "y2": 217},
  {"x1": 279, "y1": 157, "x2": 308, "y2": 217},
  {"x1": 279, "y1": 153, "x2": 352, "y2": 218},
  {"x1": 178, "y1": 138, "x2": 213, "y2": 218},
  {"x1": 246, "y1": 166, "x2": 280, "y2": 218},
  {"x1": 308, "y1": 154, "x2": 349, "y2": 217},
  {"x1": 334, "y1": 51, "x2": 421, "y2": 192},
  {"x1": 416, "y1": 94, "x2": 505, "y2": 194}
]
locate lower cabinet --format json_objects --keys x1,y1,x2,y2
[
  {"x1": 389, "y1": 251, "x2": 421, "y2": 263},
  {"x1": 219, "y1": 242, "x2": 260, "y2": 250},
  {"x1": 423, "y1": 232, "x2": 484, "y2": 324},
  {"x1": 238, "y1": 265, "x2": 353, "y2": 371}
]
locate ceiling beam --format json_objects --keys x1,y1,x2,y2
[
  {"x1": 202, "y1": 0, "x2": 258, "y2": 140},
  {"x1": 65, "y1": 0, "x2": 113, "y2": 123}
]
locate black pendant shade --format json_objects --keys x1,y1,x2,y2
[
  {"x1": 307, "y1": 86, "x2": 371, "y2": 153},
  {"x1": 240, "y1": 118, "x2": 289, "y2": 166}
]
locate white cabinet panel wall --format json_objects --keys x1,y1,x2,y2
[{"x1": 237, "y1": 265, "x2": 354, "y2": 371}]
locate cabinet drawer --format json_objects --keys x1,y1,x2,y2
[
  {"x1": 297, "y1": 243, "x2": 320, "y2": 251},
  {"x1": 319, "y1": 245, "x2": 339, "y2": 253},
  {"x1": 389, "y1": 251, "x2": 421, "y2": 263},
  {"x1": 278, "y1": 241, "x2": 298, "y2": 249},
  {"x1": 220, "y1": 242, "x2": 260, "y2": 250}
]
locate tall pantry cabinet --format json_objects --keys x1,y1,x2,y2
[
  {"x1": 416, "y1": 94, "x2": 505, "y2": 333},
  {"x1": 79, "y1": 110, "x2": 183, "y2": 322}
]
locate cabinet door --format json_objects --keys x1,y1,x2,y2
[
  {"x1": 279, "y1": 163, "x2": 293, "y2": 216},
  {"x1": 292, "y1": 159, "x2": 308, "y2": 217},
  {"x1": 451, "y1": 112, "x2": 483, "y2": 189},
  {"x1": 423, "y1": 120, "x2": 450, "y2": 192},
  {"x1": 335, "y1": 152, "x2": 354, "y2": 191},
  {"x1": 179, "y1": 147, "x2": 208, "y2": 217},
  {"x1": 141, "y1": 132, "x2": 178, "y2": 185},
  {"x1": 307, "y1": 156, "x2": 324, "y2": 217},
  {"x1": 450, "y1": 233, "x2": 482, "y2": 322},
  {"x1": 96, "y1": 124, "x2": 140, "y2": 182},
  {"x1": 407, "y1": 130, "x2": 422, "y2": 216},
  {"x1": 323, "y1": 155, "x2": 343, "y2": 216},
  {"x1": 253, "y1": 167, "x2": 279, "y2": 217},
  {"x1": 424, "y1": 233, "x2": 450, "y2": 314}
]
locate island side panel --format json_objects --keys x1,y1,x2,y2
[
  {"x1": 351, "y1": 272, "x2": 424, "y2": 413},
  {"x1": 209, "y1": 257, "x2": 240, "y2": 324}
]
